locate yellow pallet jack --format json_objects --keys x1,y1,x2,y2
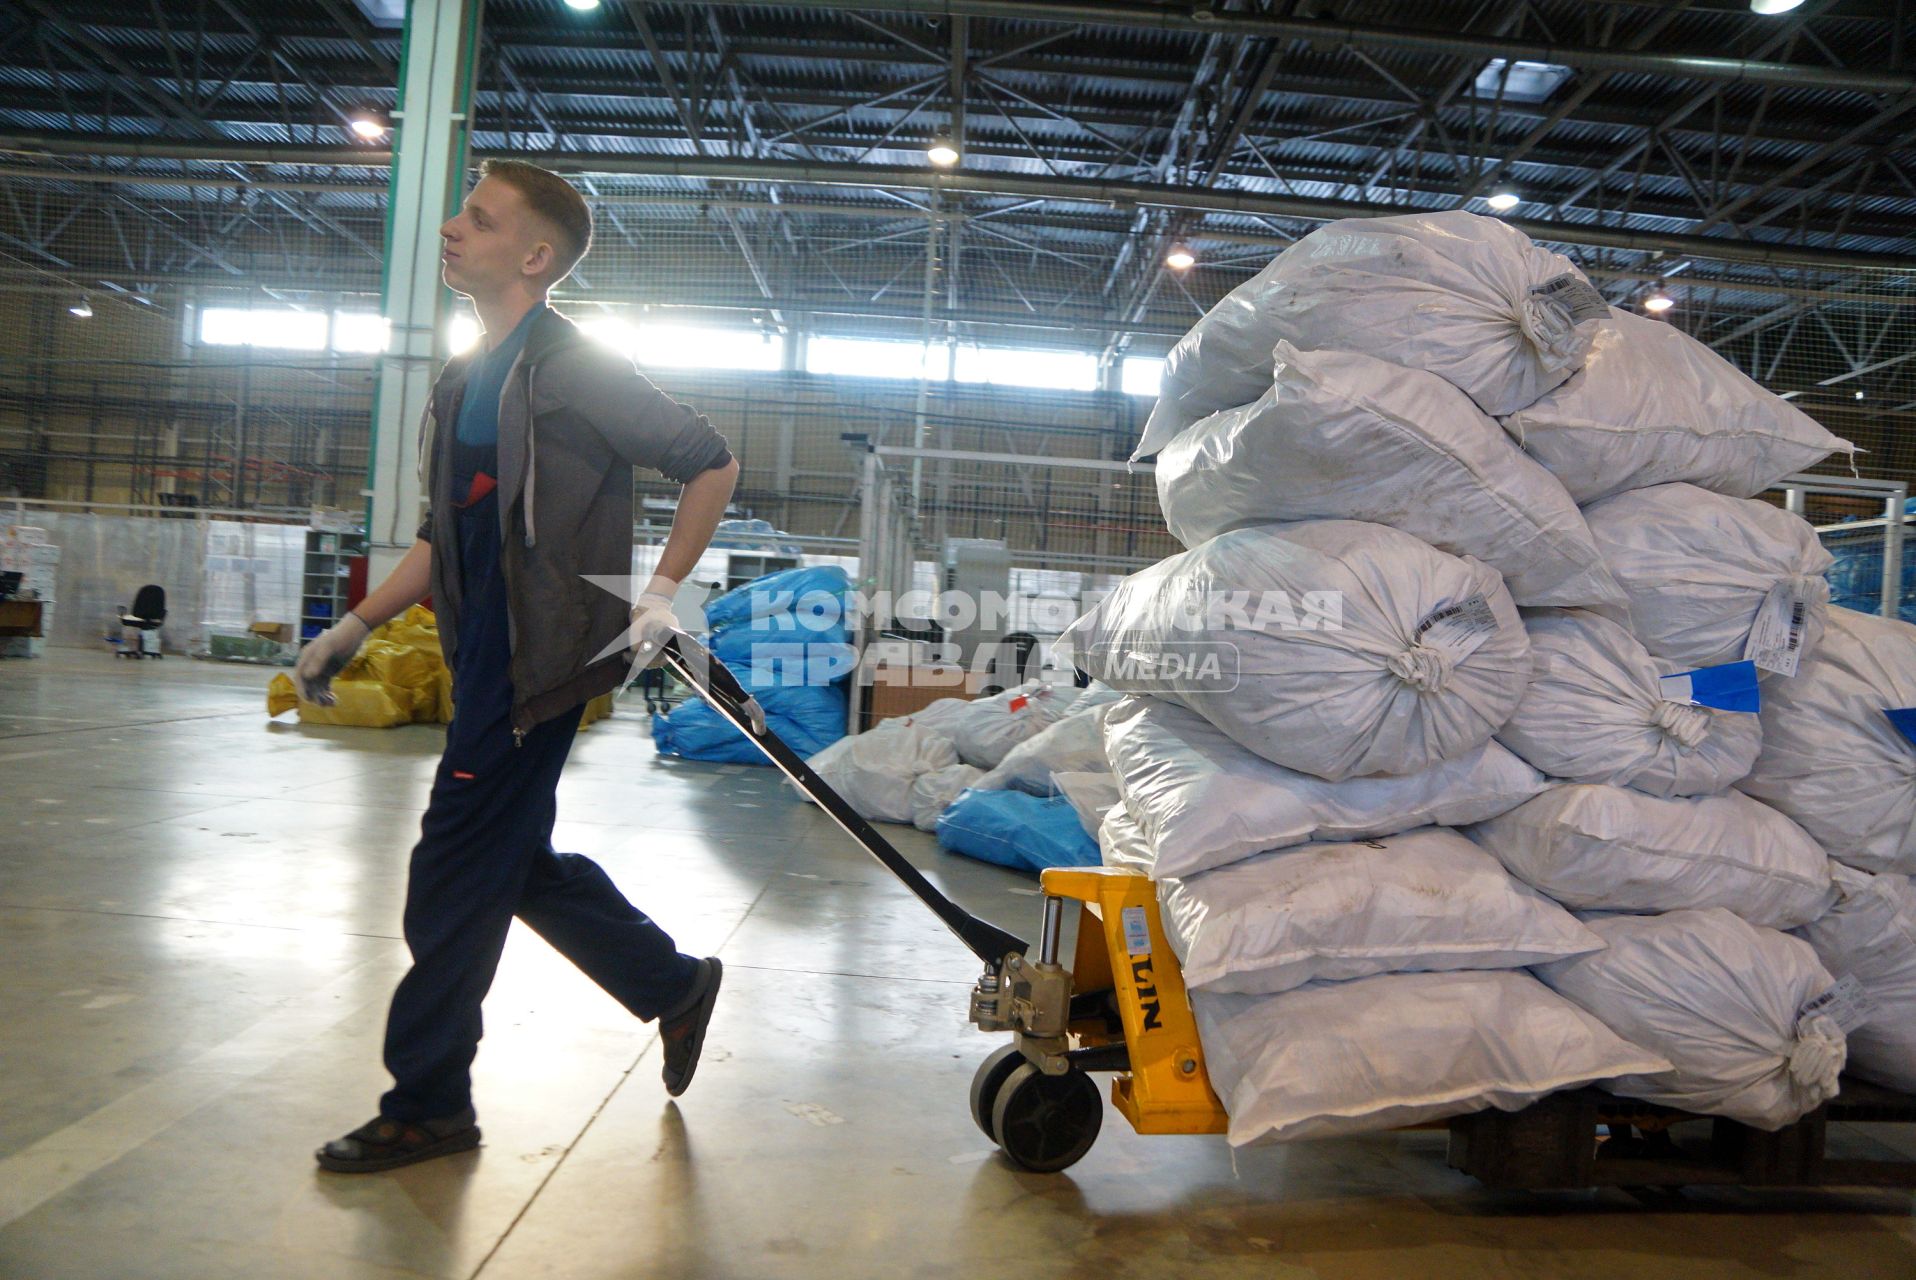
[{"x1": 655, "y1": 632, "x2": 1224, "y2": 1172}]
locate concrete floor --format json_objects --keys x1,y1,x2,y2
[{"x1": 0, "y1": 648, "x2": 1912, "y2": 1280}]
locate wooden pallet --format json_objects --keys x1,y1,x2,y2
[{"x1": 1447, "y1": 1076, "x2": 1916, "y2": 1190}]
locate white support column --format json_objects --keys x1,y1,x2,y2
[
  {"x1": 365, "y1": 0, "x2": 481, "y2": 582},
  {"x1": 1884, "y1": 483, "x2": 1908, "y2": 621}
]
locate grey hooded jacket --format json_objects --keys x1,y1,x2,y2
[{"x1": 415, "y1": 306, "x2": 732, "y2": 739}]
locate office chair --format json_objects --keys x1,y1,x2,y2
[{"x1": 119, "y1": 584, "x2": 166, "y2": 659}]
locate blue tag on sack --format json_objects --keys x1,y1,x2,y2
[
  {"x1": 1886, "y1": 707, "x2": 1916, "y2": 749},
  {"x1": 1658, "y1": 660, "x2": 1761, "y2": 714}
]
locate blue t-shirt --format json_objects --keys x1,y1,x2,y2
[{"x1": 455, "y1": 305, "x2": 544, "y2": 447}]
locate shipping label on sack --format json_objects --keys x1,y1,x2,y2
[
  {"x1": 1531, "y1": 273, "x2": 1610, "y2": 326},
  {"x1": 1797, "y1": 974, "x2": 1875, "y2": 1036},
  {"x1": 1658, "y1": 660, "x2": 1761, "y2": 713},
  {"x1": 1742, "y1": 580, "x2": 1813, "y2": 677},
  {"x1": 1413, "y1": 595, "x2": 1499, "y2": 662},
  {"x1": 1121, "y1": 905, "x2": 1152, "y2": 957},
  {"x1": 1885, "y1": 707, "x2": 1916, "y2": 750}
]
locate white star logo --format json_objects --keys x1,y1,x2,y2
[{"x1": 579, "y1": 574, "x2": 720, "y2": 696}]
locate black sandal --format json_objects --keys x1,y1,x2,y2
[
  {"x1": 315, "y1": 1112, "x2": 481, "y2": 1174},
  {"x1": 661, "y1": 957, "x2": 723, "y2": 1098}
]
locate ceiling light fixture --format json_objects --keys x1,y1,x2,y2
[
  {"x1": 1643, "y1": 292, "x2": 1675, "y2": 313},
  {"x1": 349, "y1": 112, "x2": 387, "y2": 140},
  {"x1": 1486, "y1": 191, "x2": 1521, "y2": 212},
  {"x1": 69, "y1": 296, "x2": 92, "y2": 318},
  {"x1": 926, "y1": 138, "x2": 960, "y2": 167},
  {"x1": 1750, "y1": 0, "x2": 1806, "y2": 14},
  {"x1": 1165, "y1": 243, "x2": 1196, "y2": 271},
  {"x1": 564, "y1": 0, "x2": 601, "y2": 10}
]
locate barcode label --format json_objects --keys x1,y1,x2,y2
[
  {"x1": 1121, "y1": 905, "x2": 1151, "y2": 957},
  {"x1": 1798, "y1": 974, "x2": 1875, "y2": 1035},
  {"x1": 1532, "y1": 273, "x2": 1611, "y2": 325},
  {"x1": 1744, "y1": 580, "x2": 1810, "y2": 677},
  {"x1": 1414, "y1": 594, "x2": 1499, "y2": 662}
]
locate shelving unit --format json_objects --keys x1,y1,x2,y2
[
  {"x1": 721, "y1": 550, "x2": 799, "y2": 593},
  {"x1": 301, "y1": 528, "x2": 366, "y2": 642}
]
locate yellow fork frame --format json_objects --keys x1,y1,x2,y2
[{"x1": 1039, "y1": 865, "x2": 1229, "y2": 1136}]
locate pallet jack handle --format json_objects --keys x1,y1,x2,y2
[{"x1": 650, "y1": 631, "x2": 1032, "y2": 970}]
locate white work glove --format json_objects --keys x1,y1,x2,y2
[
  {"x1": 628, "y1": 574, "x2": 680, "y2": 668},
  {"x1": 294, "y1": 612, "x2": 371, "y2": 706}
]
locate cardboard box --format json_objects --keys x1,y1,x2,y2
[
  {"x1": 866, "y1": 660, "x2": 976, "y2": 690},
  {"x1": 0, "y1": 598, "x2": 46, "y2": 637},
  {"x1": 249, "y1": 621, "x2": 296, "y2": 644},
  {"x1": 862, "y1": 663, "x2": 989, "y2": 727}
]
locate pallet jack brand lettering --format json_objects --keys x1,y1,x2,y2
[{"x1": 1129, "y1": 957, "x2": 1164, "y2": 1032}]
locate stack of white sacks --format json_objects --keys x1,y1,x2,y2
[
  {"x1": 801, "y1": 679, "x2": 1123, "y2": 830},
  {"x1": 1062, "y1": 210, "x2": 1916, "y2": 1148}
]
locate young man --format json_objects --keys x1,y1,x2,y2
[{"x1": 300, "y1": 159, "x2": 741, "y2": 1173}]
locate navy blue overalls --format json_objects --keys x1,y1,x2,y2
[{"x1": 379, "y1": 310, "x2": 700, "y2": 1123}]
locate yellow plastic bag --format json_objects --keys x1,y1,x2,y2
[
  {"x1": 268, "y1": 676, "x2": 412, "y2": 727},
  {"x1": 357, "y1": 639, "x2": 436, "y2": 706},
  {"x1": 267, "y1": 672, "x2": 299, "y2": 718},
  {"x1": 579, "y1": 691, "x2": 614, "y2": 729},
  {"x1": 268, "y1": 605, "x2": 453, "y2": 726}
]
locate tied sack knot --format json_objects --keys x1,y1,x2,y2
[
  {"x1": 1388, "y1": 644, "x2": 1456, "y2": 694},
  {"x1": 1787, "y1": 1013, "x2": 1847, "y2": 1102},
  {"x1": 1651, "y1": 699, "x2": 1711, "y2": 750}
]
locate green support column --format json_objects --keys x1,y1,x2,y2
[{"x1": 365, "y1": 0, "x2": 482, "y2": 580}]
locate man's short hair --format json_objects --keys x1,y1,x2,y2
[{"x1": 480, "y1": 159, "x2": 593, "y2": 285}]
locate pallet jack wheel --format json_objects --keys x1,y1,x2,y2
[
  {"x1": 969, "y1": 1044, "x2": 1025, "y2": 1142},
  {"x1": 989, "y1": 1062, "x2": 1103, "y2": 1173}
]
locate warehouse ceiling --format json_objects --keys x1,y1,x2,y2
[{"x1": 1, "y1": 0, "x2": 1913, "y2": 416}]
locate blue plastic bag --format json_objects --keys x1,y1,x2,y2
[
  {"x1": 702, "y1": 564, "x2": 852, "y2": 639},
  {"x1": 651, "y1": 683, "x2": 847, "y2": 764},
  {"x1": 709, "y1": 518, "x2": 803, "y2": 556},
  {"x1": 710, "y1": 634, "x2": 857, "y2": 688},
  {"x1": 935, "y1": 789, "x2": 1101, "y2": 872}
]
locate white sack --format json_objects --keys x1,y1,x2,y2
[
  {"x1": 802, "y1": 720, "x2": 958, "y2": 825},
  {"x1": 944, "y1": 681, "x2": 1080, "y2": 770},
  {"x1": 1104, "y1": 694, "x2": 1547, "y2": 878},
  {"x1": 1738, "y1": 607, "x2": 1916, "y2": 874},
  {"x1": 1496, "y1": 608, "x2": 1761, "y2": 796},
  {"x1": 1501, "y1": 308, "x2": 1854, "y2": 504},
  {"x1": 1582, "y1": 483, "x2": 1832, "y2": 673},
  {"x1": 1098, "y1": 801, "x2": 1155, "y2": 874},
  {"x1": 1794, "y1": 865, "x2": 1916, "y2": 1093},
  {"x1": 1063, "y1": 680, "x2": 1123, "y2": 715},
  {"x1": 909, "y1": 763, "x2": 984, "y2": 832},
  {"x1": 1157, "y1": 344, "x2": 1626, "y2": 613},
  {"x1": 976, "y1": 708, "x2": 1110, "y2": 794},
  {"x1": 1140, "y1": 211, "x2": 1607, "y2": 455},
  {"x1": 1053, "y1": 770, "x2": 1122, "y2": 837},
  {"x1": 1194, "y1": 970, "x2": 1670, "y2": 1146},
  {"x1": 900, "y1": 696, "x2": 974, "y2": 735},
  {"x1": 1533, "y1": 909, "x2": 1845, "y2": 1130},
  {"x1": 1160, "y1": 827, "x2": 1601, "y2": 995},
  {"x1": 1061, "y1": 521, "x2": 1532, "y2": 781},
  {"x1": 1467, "y1": 785, "x2": 1836, "y2": 929}
]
